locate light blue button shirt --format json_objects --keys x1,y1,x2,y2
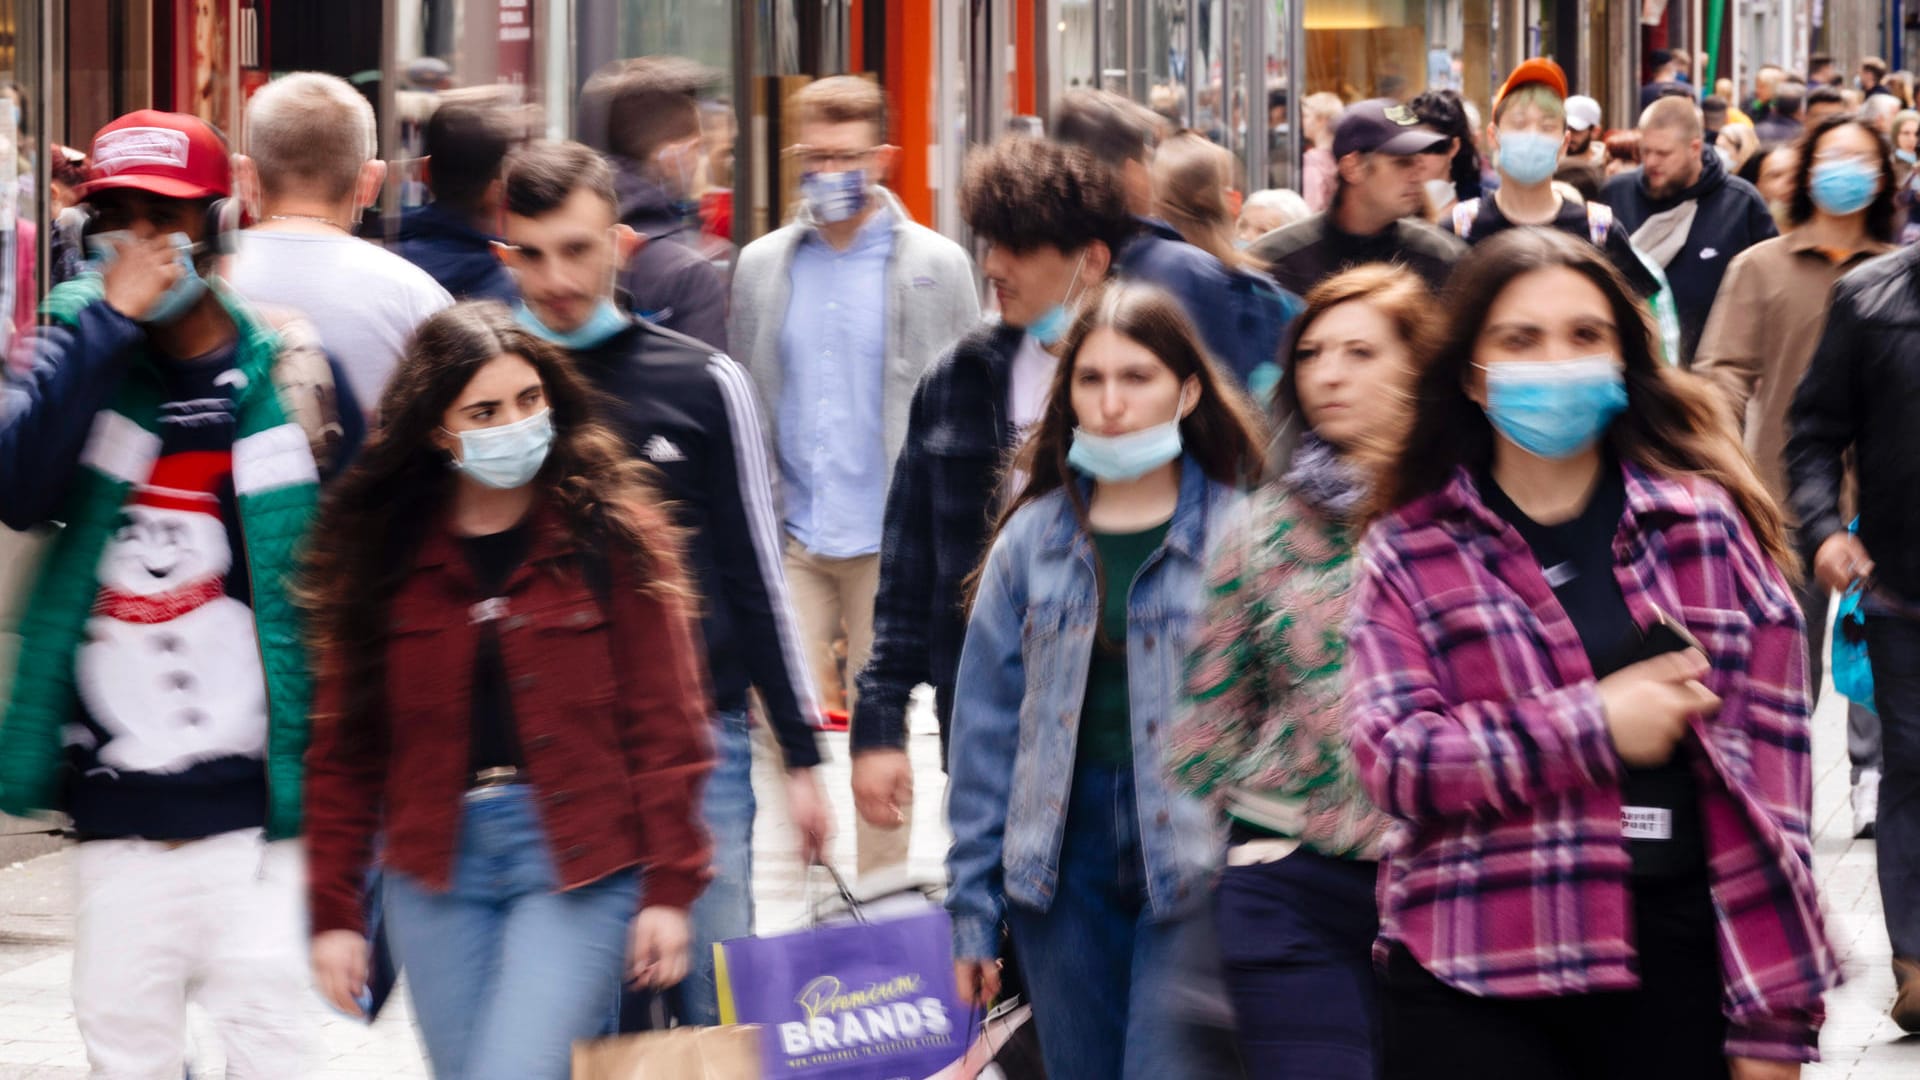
[{"x1": 776, "y1": 210, "x2": 894, "y2": 557}]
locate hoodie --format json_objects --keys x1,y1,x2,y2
[
  {"x1": 396, "y1": 202, "x2": 519, "y2": 304},
  {"x1": 612, "y1": 161, "x2": 730, "y2": 353},
  {"x1": 1602, "y1": 148, "x2": 1778, "y2": 366}
]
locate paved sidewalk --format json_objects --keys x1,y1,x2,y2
[{"x1": 0, "y1": 687, "x2": 1915, "y2": 1076}]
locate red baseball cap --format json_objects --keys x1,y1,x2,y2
[
  {"x1": 78, "y1": 110, "x2": 231, "y2": 201},
  {"x1": 1496, "y1": 58, "x2": 1571, "y2": 113}
]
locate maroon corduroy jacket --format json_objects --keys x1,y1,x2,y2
[{"x1": 304, "y1": 505, "x2": 715, "y2": 936}]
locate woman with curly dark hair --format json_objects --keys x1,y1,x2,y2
[
  {"x1": 301, "y1": 301, "x2": 714, "y2": 1080},
  {"x1": 1410, "y1": 88, "x2": 1483, "y2": 216}
]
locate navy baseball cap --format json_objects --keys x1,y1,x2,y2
[{"x1": 1332, "y1": 99, "x2": 1448, "y2": 158}]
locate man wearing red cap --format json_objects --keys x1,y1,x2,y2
[{"x1": 0, "y1": 109, "x2": 361, "y2": 1075}]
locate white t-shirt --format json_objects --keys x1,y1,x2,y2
[
  {"x1": 1005, "y1": 332, "x2": 1058, "y2": 501},
  {"x1": 227, "y1": 230, "x2": 453, "y2": 413},
  {"x1": 1008, "y1": 332, "x2": 1057, "y2": 437}
]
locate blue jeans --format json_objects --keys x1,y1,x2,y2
[
  {"x1": 1004, "y1": 765, "x2": 1207, "y2": 1080},
  {"x1": 384, "y1": 786, "x2": 638, "y2": 1080},
  {"x1": 1215, "y1": 847, "x2": 1381, "y2": 1078},
  {"x1": 619, "y1": 707, "x2": 756, "y2": 1029}
]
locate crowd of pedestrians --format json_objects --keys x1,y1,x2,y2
[{"x1": 0, "y1": 45, "x2": 1915, "y2": 1080}]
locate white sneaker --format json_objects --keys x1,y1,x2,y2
[{"x1": 1853, "y1": 768, "x2": 1881, "y2": 840}]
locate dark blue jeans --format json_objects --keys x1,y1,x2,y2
[
  {"x1": 1869, "y1": 614, "x2": 1920, "y2": 960},
  {"x1": 1215, "y1": 847, "x2": 1381, "y2": 1079},
  {"x1": 1003, "y1": 765, "x2": 1210, "y2": 1080}
]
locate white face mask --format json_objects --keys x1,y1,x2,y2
[{"x1": 443, "y1": 409, "x2": 555, "y2": 490}]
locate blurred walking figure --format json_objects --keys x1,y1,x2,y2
[
  {"x1": 0, "y1": 109, "x2": 364, "y2": 1077},
  {"x1": 1151, "y1": 130, "x2": 1296, "y2": 393},
  {"x1": 1788, "y1": 155, "x2": 1920, "y2": 1036},
  {"x1": 850, "y1": 136, "x2": 1131, "y2": 861},
  {"x1": 1299, "y1": 92, "x2": 1345, "y2": 212},
  {"x1": 1235, "y1": 188, "x2": 1311, "y2": 247},
  {"x1": 730, "y1": 76, "x2": 979, "y2": 876},
  {"x1": 1351, "y1": 228, "x2": 1836, "y2": 1078},
  {"x1": 230, "y1": 72, "x2": 453, "y2": 408},
  {"x1": 1054, "y1": 90, "x2": 1300, "y2": 386},
  {"x1": 1696, "y1": 113, "x2": 1896, "y2": 841},
  {"x1": 397, "y1": 93, "x2": 521, "y2": 303},
  {"x1": 304, "y1": 303, "x2": 713, "y2": 1080},
  {"x1": 1171, "y1": 264, "x2": 1436, "y2": 1078},
  {"x1": 498, "y1": 141, "x2": 829, "y2": 1027},
  {"x1": 588, "y1": 57, "x2": 731, "y2": 350},
  {"x1": 946, "y1": 282, "x2": 1265, "y2": 1079}
]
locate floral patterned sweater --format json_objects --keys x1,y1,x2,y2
[{"x1": 1168, "y1": 483, "x2": 1391, "y2": 860}]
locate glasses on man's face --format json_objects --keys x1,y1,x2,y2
[{"x1": 787, "y1": 145, "x2": 874, "y2": 173}]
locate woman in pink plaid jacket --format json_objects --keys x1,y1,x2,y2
[{"x1": 1347, "y1": 228, "x2": 1838, "y2": 1080}]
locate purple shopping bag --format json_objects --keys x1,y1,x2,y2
[{"x1": 715, "y1": 904, "x2": 966, "y2": 1080}]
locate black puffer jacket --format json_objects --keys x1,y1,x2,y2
[{"x1": 1787, "y1": 245, "x2": 1920, "y2": 601}]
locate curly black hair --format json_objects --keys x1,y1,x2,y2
[
  {"x1": 959, "y1": 134, "x2": 1136, "y2": 256},
  {"x1": 1788, "y1": 112, "x2": 1898, "y2": 242}
]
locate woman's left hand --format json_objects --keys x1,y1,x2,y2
[
  {"x1": 1729, "y1": 1057, "x2": 1800, "y2": 1080},
  {"x1": 627, "y1": 905, "x2": 692, "y2": 989}
]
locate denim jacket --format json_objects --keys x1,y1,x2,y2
[{"x1": 946, "y1": 457, "x2": 1235, "y2": 960}]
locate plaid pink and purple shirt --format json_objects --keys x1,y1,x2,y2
[{"x1": 1346, "y1": 463, "x2": 1839, "y2": 1062}]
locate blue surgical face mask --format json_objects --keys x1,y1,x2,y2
[
  {"x1": 515, "y1": 298, "x2": 630, "y2": 351},
  {"x1": 1027, "y1": 249, "x2": 1090, "y2": 347},
  {"x1": 86, "y1": 230, "x2": 210, "y2": 325},
  {"x1": 1067, "y1": 390, "x2": 1190, "y2": 482},
  {"x1": 1496, "y1": 129, "x2": 1564, "y2": 187},
  {"x1": 444, "y1": 408, "x2": 555, "y2": 490},
  {"x1": 1478, "y1": 356, "x2": 1628, "y2": 460},
  {"x1": 1897, "y1": 149, "x2": 1917, "y2": 166},
  {"x1": 1809, "y1": 158, "x2": 1881, "y2": 216},
  {"x1": 801, "y1": 169, "x2": 869, "y2": 224}
]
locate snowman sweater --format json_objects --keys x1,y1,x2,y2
[
  {"x1": 63, "y1": 347, "x2": 275, "y2": 839},
  {"x1": 0, "y1": 285, "x2": 362, "y2": 840}
]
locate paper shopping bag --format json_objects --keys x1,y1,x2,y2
[
  {"x1": 716, "y1": 906, "x2": 966, "y2": 1080},
  {"x1": 571, "y1": 1024, "x2": 763, "y2": 1079}
]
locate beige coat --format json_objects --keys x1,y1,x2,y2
[{"x1": 1692, "y1": 230, "x2": 1892, "y2": 517}]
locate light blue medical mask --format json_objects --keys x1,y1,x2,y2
[
  {"x1": 1809, "y1": 158, "x2": 1880, "y2": 216},
  {"x1": 515, "y1": 298, "x2": 630, "y2": 351},
  {"x1": 444, "y1": 408, "x2": 555, "y2": 490},
  {"x1": 1478, "y1": 356, "x2": 1627, "y2": 460},
  {"x1": 1898, "y1": 149, "x2": 1917, "y2": 166},
  {"x1": 1067, "y1": 390, "x2": 1190, "y2": 482},
  {"x1": 1027, "y1": 249, "x2": 1090, "y2": 347},
  {"x1": 1496, "y1": 129, "x2": 1564, "y2": 187},
  {"x1": 85, "y1": 230, "x2": 210, "y2": 325},
  {"x1": 801, "y1": 169, "x2": 869, "y2": 224}
]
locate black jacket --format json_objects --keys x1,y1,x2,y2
[
  {"x1": 1249, "y1": 210, "x2": 1464, "y2": 299},
  {"x1": 852, "y1": 322, "x2": 1023, "y2": 758},
  {"x1": 1601, "y1": 150, "x2": 1778, "y2": 365},
  {"x1": 395, "y1": 203, "x2": 519, "y2": 304},
  {"x1": 1787, "y1": 246, "x2": 1920, "y2": 602},
  {"x1": 571, "y1": 320, "x2": 822, "y2": 767},
  {"x1": 612, "y1": 161, "x2": 730, "y2": 353}
]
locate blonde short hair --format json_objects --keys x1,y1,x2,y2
[
  {"x1": 793, "y1": 76, "x2": 888, "y2": 140},
  {"x1": 246, "y1": 72, "x2": 376, "y2": 201}
]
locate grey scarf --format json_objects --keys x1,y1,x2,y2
[{"x1": 1281, "y1": 433, "x2": 1368, "y2": 521}]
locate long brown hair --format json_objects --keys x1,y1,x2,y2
[
  {"x1": 1271, "y1": 263, "x2": 1441, "y2": 477},
  {"x1": 300, "y1": 301, "x2": 690, "y2": 722},
  {"x1": 1151, "y1": 130, "x2": 1253, "y2": 269},
  {"x1": 1382, "y1": 227, "x2": 1797, "y2": 579},
  {"x1": 969, "y1": 283, "x2": 1268, "y2": 613}
]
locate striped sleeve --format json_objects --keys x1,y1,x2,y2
[{"x1": 702, "y1": 353, "x2": 825, "y2": 768}]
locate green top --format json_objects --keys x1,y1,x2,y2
[{"x1": 1078, "y1": 521, "x2": 1172, "y2": 767}]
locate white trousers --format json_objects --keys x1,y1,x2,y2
[{"x1": 72, "y1": 828, "x2": 313, "y2": 1079}]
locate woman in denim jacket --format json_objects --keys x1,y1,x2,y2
[{"x1": 945, "y1": 283, "x2": 1268, "y2": 1079}]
